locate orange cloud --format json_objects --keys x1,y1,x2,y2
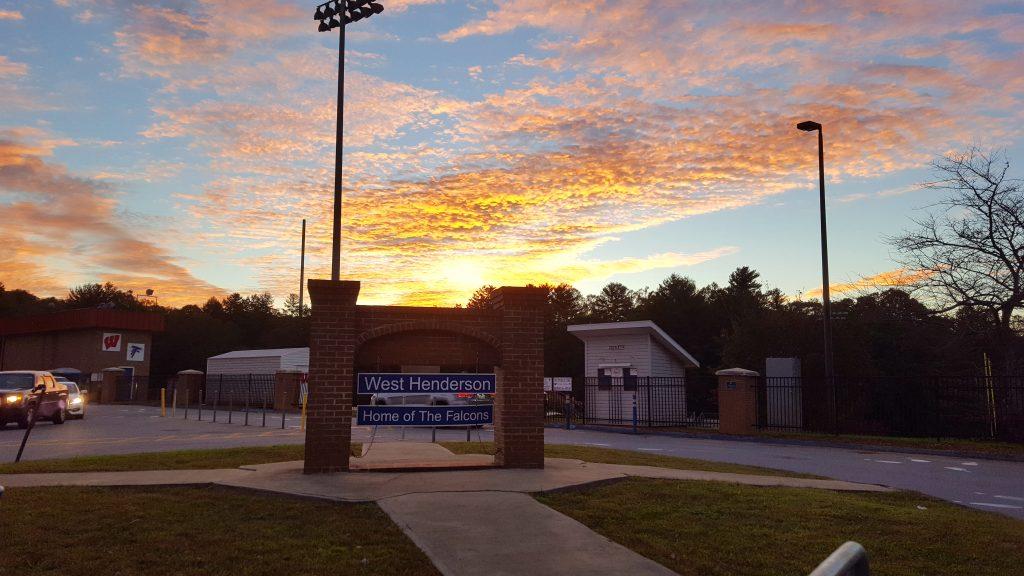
[
  {"x1": 803, "y1": 269, "x2": 935, "y2": 299},
  {"x1": 0, "y1": 129, "x2": 224, "y2": 306}
]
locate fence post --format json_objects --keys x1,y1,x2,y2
[
  {"x1": 184, "y1": 389, "x2": 190, "y2": 420},
  {"x1": 647, "y1": 378, "x2": 653, "y2": 428},
  {"x1": 632, "y1": 391, "x2": 638, "y2": 434},
  {"x1": 171, "y1": 387, "x2": 177, "y2": 418},
  {"x1": 564, "y1": 395, "x2": 571, "y2": 430},
  {"x1": 228, "y1": 384, "x2": 234, "y2": 424},
  {"x1": 262, "y1": 382, "x2": 268, "y2": 427},
  {"x1": 244, "y1": 374, "x2": 251, "y2": 426},
  {"x1": 214, "y1": 375, "x2": 221, "y2": 423}
]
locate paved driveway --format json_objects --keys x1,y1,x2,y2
[
  {"x1": 3, "y1": 406, "x2": 1021, "y2": 519},
  {"x1": 544, "y1": 427, "x2": 1024, "y2": 519}
]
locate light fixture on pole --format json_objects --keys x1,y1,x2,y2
[
  {"x1": 313, "y1": 0, "x2": 385, "y2": 281},
  {"x1": 796, "y1": 119, "x2": 837, "y2": 432}
]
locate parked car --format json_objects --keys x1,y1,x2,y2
[
  {"x1": 54, "y1": 377, "x2": 86, "y2": 419},
  {"x1": 0, "y1": 371, "x2": 69, "y2": 428},
  {"x1": 370, "y1": 391, "x2": 492, "y2": 406}
]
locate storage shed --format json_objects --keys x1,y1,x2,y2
[
  {"x1": 206, "y1": 347, "x2": 309, "y2": 376},
  {"x1": 568, "y1": 321, "x2": 699, "y2": 425}
]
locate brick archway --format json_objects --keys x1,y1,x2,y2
[
  {"x1": 303, "y1": 280, "x2": 546, "y2": 473},
  {"x1": 355, "y1": 320, "x2": 503, "y2": 353}
]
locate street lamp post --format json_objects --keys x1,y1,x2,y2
[
  {"x1": 796, "y1": 120, "x2": 837, "y2": 432},
  {"x1": 313, "y1": 0, "x2": 385, "y2": 281}
]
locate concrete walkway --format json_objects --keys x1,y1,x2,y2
[{"x1": 0, "y1": 443, "x2": 890, "y2": 576}]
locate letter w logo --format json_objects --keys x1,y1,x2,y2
[{"x1": 104, "y1": 334, "x2": 121, "y2": 350}]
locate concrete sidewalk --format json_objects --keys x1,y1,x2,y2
[
  {"x1": 1, "y1": 443, "x2": 891, "y2": 576},
  {"x1": 380, "y1": 491, "x2": 678, "y2": 576}
]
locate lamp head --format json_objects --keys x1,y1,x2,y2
[{"x1": 796, "y1": 120, "x2": 822, "y2": 132}]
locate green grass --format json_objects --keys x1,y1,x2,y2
[
  {"x1": 0, "y1": 485, "x2": 438, "y2": 576},
  {"x1": 0, "y1": 444, "x2": 360, "y2": 474},
  {"x1": 440, "y1": 441, "x2": 820, "y2": 478},
  {"x1": 537, "y1": 478, "x2": 1024, "y2": 576}
]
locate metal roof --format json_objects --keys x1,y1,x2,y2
[
  {"x1": 567, "y1": 320, "x2": 700, "y2": 368},
  {"x1": 208, "y1": 348, "x2": 309, "y2": 360},
  {"x1": 0, "y1": 309, "x2": 165, "y2": 336}
]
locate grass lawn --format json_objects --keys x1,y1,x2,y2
[
  {"x1": 0, "y1": 444, "x2": 359, "y2": 474},
  {"x1": 441, "y1": 441, "x2": 820, "y2": 478},
  {"x1": 538, "y1": 478, "x2": 1024, "y2": 576},
  {"x1": 0, "y1": 485, "x2": 438, "y2": 576}
]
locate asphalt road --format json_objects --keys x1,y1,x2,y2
[{"x1": 2, "y1": 405, "x2": 1021, "y2": 519}]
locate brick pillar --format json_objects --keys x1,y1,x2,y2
[
  {"x1": 99, "y1": 368, "x2": 123, "y2": 404},
  {"x1": 304, "y1": 279, "x2": 360, "y2": 474},
  {"x1": 715, "y1": 368, "x2": 760, "y2": 435},
  {"x1": 274, "y1": 370, "x2": 303, "y2": 411},
  {"x1": 492, "y1": 286, "x2": 546, "y2": 468}
]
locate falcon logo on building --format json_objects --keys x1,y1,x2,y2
[
  {"x1": 102, "y1": 333, "x2": 122, "y2": 352},
  {"x1": 127, "y1": 343, "x2": 145, "y2": 362}
]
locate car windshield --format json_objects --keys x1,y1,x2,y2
[
  {"x1": 66, "y1": 382, "x2": 80, "y2": 394},
  {"x1": 0, "y1": 373, "x2": 35, "y2": 390}
]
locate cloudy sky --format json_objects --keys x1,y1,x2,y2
[{"x1": 1, "y1": 1, "x2": 1022, "y2": 306}]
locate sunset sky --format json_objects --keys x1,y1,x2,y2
[{"x1": 1, "y1": 1, "x2": 1022, "y2": 307}]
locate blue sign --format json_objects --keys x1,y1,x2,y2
[
  {"x1": 357, "y1": 405, "x2": 493, "y2": 427},
  {"x1": 357, "y1": 373, "x2": 496, "y2": 395}
]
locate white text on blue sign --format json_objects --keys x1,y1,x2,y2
[
  {"x1": 357, "y1": 373, "x2": 496, "y2": 395},
  {"x1": 357, "y1": 405, "x2": 493, "y2": 426}
]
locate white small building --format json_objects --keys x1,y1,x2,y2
[
  {"x1": 568, "y1": 321, "x2": 699, "y2": 424},
  {"x1": 206, "y1": 347, "x2": 309, "y2": 376}
]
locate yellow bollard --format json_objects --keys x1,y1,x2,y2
[
  {"x1": 160, "y1": 388, "x2": 166, "y2": 417},
  {"x1": 300, "y1": 393, "x2": 308, "y2": 431}
]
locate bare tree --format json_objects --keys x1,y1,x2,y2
[{"x1": 890, "y1": 148, "x2": 1023, "y2": 360}]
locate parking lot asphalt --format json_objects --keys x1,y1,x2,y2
[
  {"x1": 3, "y1": 405, "x2": 1022, "y2": 519},
  {"x1": 0, "y1": 404, "x2": 490, "y2": 462}
]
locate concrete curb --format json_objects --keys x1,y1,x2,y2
[{"x1": 545, "y1": 423, "x2": 1024, "y2": 463}]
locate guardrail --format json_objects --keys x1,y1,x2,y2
[{"x1": 808, "y1": 541, "x2": 869, "y2": 576}]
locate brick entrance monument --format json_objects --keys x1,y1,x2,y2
[{"x1": 303, "y1": 280, "x2": 546, "y2": 473}]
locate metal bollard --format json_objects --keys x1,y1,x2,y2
[
  {"x1": 261, "y1": 389, "x2": 267, "y2": 427},
  {"x1": 281, "y1": 406, "x2": 286, "y2": 429},
  {"x1": 184, "y1": 389, "x2": 190, "y2": 420},
  {"x1": 160, "y1": 388, "x2": 166, "y2": 417},
  {"x1": 172, "y1": 388, "x2": 177, "y2": 418},
  {"x1": 244, "y1": 375, "x2": 251, "y2": 426},
  {"x1": 228, "y1": 392, "x2": 233, "y2": 424}
]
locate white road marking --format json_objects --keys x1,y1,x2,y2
[
  {"x1": 960, "y1": 462, "x2": 978, "y2": 466},
  {"x1": 585, "y1": 442, "x2": 611, "y2": 447},
  {"x1": 873, "y1": 460, "x2": 902, "y2": 464},
  {"x1": 909, "y1": 458, "x2": 931, "y2": 463},
  {"x1": 995, "y1": 495, "x2": 1024, "y2": 502},
  {"x1": 637, "y1": 448, "x2": 664, "y2": 452},
  {"x1": 969, "y1": 502, "x2": 1024, "y2": 510},
  {"x1": 945, "y1": 467, "x2": 970, "y2": 472}
]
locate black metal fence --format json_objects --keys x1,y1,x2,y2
[
  {"x1": 756, "y1": 375, "x2": 1024, "y2": 441},
  {"x1": 110, "y1": 374, "x2": 177, "y2": 404},
  {"x1": 544, "y1": 375, "x2": 719, "y2": 430},
  {"x1": 174, "y1": 373, "x2": 293, "y2": 429}
]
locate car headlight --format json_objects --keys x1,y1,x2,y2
[
  {"x1": 5, "y1": 394, "x2": 21, "y2": 404},
  {"x1": 71, "y1": 397, "x2": 83, "y2": 405}
]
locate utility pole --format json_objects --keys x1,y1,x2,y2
[{"x1": 299, "y1": 218, "x2": 307, "y2": 315}]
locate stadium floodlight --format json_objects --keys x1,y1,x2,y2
[{"x1": 312, "y1": 0, "x2": 385, "y2": 280}]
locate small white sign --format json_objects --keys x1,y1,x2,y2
[
  {"x1": 102, "y1": 333, "x2": 122, "y2": 352},
  {"x1": 544, "y1": 377, "x2": 573, "y2": 392},
  {"x1": 126, "y1": 343, "x2": 146, "y2": 362}
]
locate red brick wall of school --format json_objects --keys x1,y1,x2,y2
[{"x1": 304, "y1": 280, "x2": 546, "y2": 473}]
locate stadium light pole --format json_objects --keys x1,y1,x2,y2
[
  {"x1": 314, "y1": 0, "x2": 385, "y2": 280},
  {"x1": 796, "y1": 119, "x2": 837, "y2": 432}
]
